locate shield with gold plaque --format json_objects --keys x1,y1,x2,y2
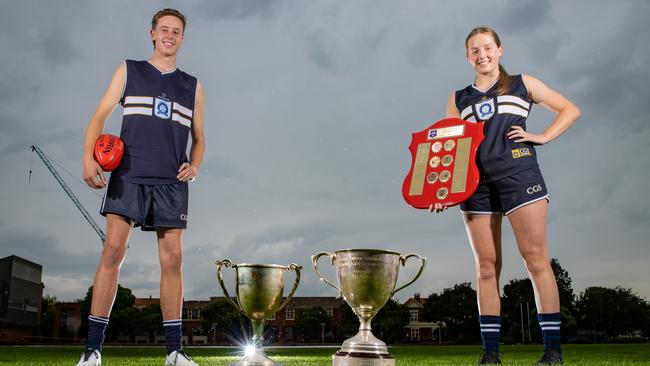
[{"x1": 402, "y1": 118, "x2": 485, "y2": 209}]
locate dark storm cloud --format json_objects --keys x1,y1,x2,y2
[
  {"x1": 35, "y1": 26, "x2": 77, "y2": 65},
  {"x1": 0, "y1": 224, "x2": 96, "y2": 277},
  {"x1": 496, "y1": 0, "x2": 553, "y2": 31},
  {"x1": 228, "y1": 220, "x2": 353, "y2": 253},
  {"x1": 193, "y1": 0, "x2": 282, "y2": 20},
  {"x1": 306, "y1": 27, "x2": 390, "y2": 73},
  {"x1": 1, "y1": 0, "x2": 649, "y2": 302},
  {"x1": 308, "y1": 32, "x2": 337, "y2": 72},
  {"x1": 407, "y1": 31, "x2": 441, "y2": 68}
]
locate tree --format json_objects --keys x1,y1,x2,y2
[
  {"x1": 339, "y1": 303, "x2": 360, "y2": 338},
  {"x1": 423, "y1": 292, "x2": 441, "y2": 323},
  {"x1": 501, "y1": 271, "x2": 578, "y2": 343},
  {"x1": 551, "y1": 258, "x2": 575, "y2": 314},
  {"x1": 295, "y1": 306, "x2": 331, "y2": 342},
  {"x1": 575, "y1": 286, "x2": 650, "y2": 341},
  {"x1": 424, "y1": 282, "x2": 479, "y2": 343},
  {"x1": 135, "y1": 303, "x2": 163, "y2": 341},
  {"x1": 201, "y1": 299, "x2": 246, "y2": 342},
  {"x1": 81, "y1": 284, "x2": 136, "y2": 341},
  {"x1": 501, "y1": 278, "x2": 535, "y2": 343},
  {"x1": 40, "y1": 294, "x2": 57, "y2": 340},
  {"x1": 372, "y1": 300, "x2": 410, "y2": 344}
]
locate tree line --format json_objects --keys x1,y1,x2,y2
[
  {"x1": 40, "y1": 259, "x2": 650, "y2": 344},
  {"x1": 420, "y1": 259, "x2": 650, "y2": 344}
]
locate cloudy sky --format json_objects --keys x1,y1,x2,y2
[{"x1": 1, "y1": 0, "x2": 648, "y2": 305}]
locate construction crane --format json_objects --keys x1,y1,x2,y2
[{"x1": 30, "y1": 145, "x2": 105, "y2": 244}]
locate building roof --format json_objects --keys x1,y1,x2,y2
[
  {"x1": 0, "y1": 255, "x2": 42, "y2": 269},
  {"x1": 134, "y1": 297, "x2": 161, "y2": 307},
  {"x1": 209, "y1": 296, "x2": 345, "y2": 308}
]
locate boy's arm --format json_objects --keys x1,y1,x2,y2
[
  {"x1": 82, "y1": 63, "x2": 126, "y2": 189},
  {"x1": 177, "y1": 80, "x2": 205, "y2": 182}
]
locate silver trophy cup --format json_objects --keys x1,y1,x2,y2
[
  {"x1": 312, "y1": 249, "x2": 426, "y2": 366},
  {"x1": 217, "y1": 260, "x2": 301, "y2": 366}
]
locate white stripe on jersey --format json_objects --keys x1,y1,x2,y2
[
  {"x1": 124, "y1": 96, "x2": 154, "y2": 105},
  {"x1": 172, "y1": 113, "x2": 192, "y2": 127},
  {"x1": 496, "y1": 95, "x2": 530, "y2": 110},
  {"x1": 497, "y1": 104, "x2": 529, "y2": 118},
  {"x1": 124, "y1": 107, "x2": 152, "y2": 116},
  {"x1": 173, "y1": 102, "x2": 193, "y2": 118},
  {"x1": 460, "y1": 105, "x2": 474, "y2": 120}
]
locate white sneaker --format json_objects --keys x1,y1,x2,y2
[
  {"x1": 165, "y1": 350, "x2": 199, "y2": 366},
  {"x1": 75, "y1": 349, "x2": 101, "y2": 366}
]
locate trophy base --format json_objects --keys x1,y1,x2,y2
[
  {"x1": 333, "y1": 351, "x2": 395, "y2": 366},
  {"x1": 231, "y1": 360, "x2": 282, "y2": 366},
  {"x1": 230, "y1": 352, "x2": 282, "y2": 366}
]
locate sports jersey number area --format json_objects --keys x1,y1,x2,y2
[{"x1": 402, "y1": 118, "x2": 485, "y2": 209}]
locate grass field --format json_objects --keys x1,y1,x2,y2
[{"x1": 1, "y1": 344, "x2": 649, "y2": 365}]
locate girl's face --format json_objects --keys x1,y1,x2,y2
[{"x1": 466, "y1": 32, "x2": 503, "y2": 75}]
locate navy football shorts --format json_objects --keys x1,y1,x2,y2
[
  {"x1": 100, "y1": 180, "x2": 188, "y2": 231},
  {"x1": 460, "y1": 166, "x2": 549, "y2": 216}
]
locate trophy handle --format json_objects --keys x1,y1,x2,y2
[
  {"x1": 276, "y1": 263, "x2": 302, "y2": 312},
  {"x1": 311, "y1": 252, "x2": 342, "y2": 298},
  {"x1": 215, "y1": 259, "x2": 247, "y2": 317},
  {"x1": 391, "y1": 253, "x2": 427, "y2": 300}
]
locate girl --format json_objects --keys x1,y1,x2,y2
[{"x1": 434, "y1": 26, "x2": 581, "y2": 365}]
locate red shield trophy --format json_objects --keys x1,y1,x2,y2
[{"x1": 402, "y1": 118, "x2": 484, "y2": 209}]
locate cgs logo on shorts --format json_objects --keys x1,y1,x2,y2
[
  {"x1": 526, "y1": 184, "x2": 543, "y2": 194},
  {"x1": 512, "y1": 148, "x2": 532, "y2": 159},
  {"x1": 180, "y1": 214, "x2": 188, "y2": 221}
]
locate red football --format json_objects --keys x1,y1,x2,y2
[{"x1": 94, "y1": 134, "x2": 124, "y2": 172}]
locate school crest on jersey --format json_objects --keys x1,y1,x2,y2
[
  {"x1": 475, "y1": 98, "x2": 495, "y2": 120},
  {"x1": 154, "y1": 97, "x2": 172, "y2": 119}
]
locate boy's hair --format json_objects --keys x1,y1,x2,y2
[{"x1": 152, "y1": 8, "x2": 186, "y2": 31}]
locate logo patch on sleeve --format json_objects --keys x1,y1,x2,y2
[{"x1": 511, "y1": 148, "x2": 532, "y2": 159}]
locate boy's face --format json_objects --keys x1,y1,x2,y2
[{"x1": 150, "y1": 15, "x2": 184, "y2": 56}]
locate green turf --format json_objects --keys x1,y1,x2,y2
[{"x1": 0, "y1": 344, "x2": 649, "y2": 365}]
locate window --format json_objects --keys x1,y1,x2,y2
[
  {"x1": 410, "y1": 310, "x2": 419, "y2": 323},
  {"x1": 411, "y1": 328, "x2": 420, "y2": 341},
  {"x1": 61, "y1": 309, "x2": 75, "y2": 322},
  {"x1": 325, "y1": 308, "x2": 333, "y2": 317},
  {"x1": 191, "y1": 308, "x2": 200, "y2": 320},
  {"x1": 286, "y1": 307, "x2": 295, "y2": 320},
  {"x1": 182, "y1": 308, "x2": 190, "y2": 319},
  {"x1": 267, "y1": 313, "x2": 276, "y2": 320}
]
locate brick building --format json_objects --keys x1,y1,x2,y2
[
  {"x1": 53, "y1": 301, "x2": 82, "y2": 341},
  {"x1": 52, "y1": 294, "x2": 440, "y2": 345},
  {"x1": 402, "y1": 293, "x2": 445, "y2": 343},
  {"x1": 253, "y1": 296, "x2": 345, "y2": 344}
]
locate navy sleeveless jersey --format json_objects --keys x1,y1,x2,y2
[
  {"x1": 455, "y1": 74, "x2": 538, "y2": 182},
  {"x1": 111, "y1": 60, "x2": 198, "y2": 184}
]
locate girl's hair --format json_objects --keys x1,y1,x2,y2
[
  {"x1": 151, "y1": 8, "x2": 187, "y2": 48},
  {"x1": 465, "y1": 26, "x2": 512, "y2": 95}
]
